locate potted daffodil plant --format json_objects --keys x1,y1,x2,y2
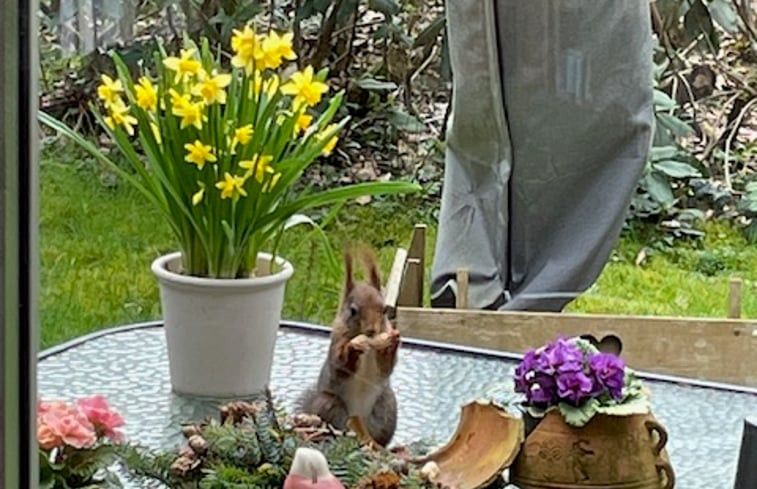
[{"x1": 39, "y1": 24, "x2": 419, "y2": 397}]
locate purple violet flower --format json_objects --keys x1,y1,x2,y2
[
  {"x1": 589, "y1": 352, "x2": 626, "y2": 400},
  {"x1": 528, "y1": 373, "x2": 558, "y2": 405},
  {"x1": 541, "y1": 337, "x2": 584, "y2": 374},
  {"x1": 514, "y1": 349, "x2": 538, "y2": 394},
  {"x1": 556, "y1": 369, "x2": 594, "y2": 404}
]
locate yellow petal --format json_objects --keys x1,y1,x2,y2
[{"x1": 192, "y1": 187, "x2": 205, "y2": 206}]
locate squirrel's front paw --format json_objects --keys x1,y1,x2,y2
[
  {"x1": 348, "y1": 334, "x2": 371, "y2": 353},
  {"x1": 374, "y1": 328, "x2": 400, "y2": 351}
]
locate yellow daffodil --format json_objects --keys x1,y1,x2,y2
[
  {"x1": 104, "y1": 101, "x2": 138, "y2": 136},
  {"x1": 97, "y1": 74, "x2": 123, "y2": 105},
  {"x1": 184, "y1": 140, "x2": 217, "y2": 169},
  {"x1": 318, "y1": 123, "x2": 339, "y2": 155},
  {"x1": 173, "y1": 100, "x2": 205, "y2": 130},
  {"x1": 215, "y1": 172, "x2": 248, "y2": 199},
  {"x1": 239, "y1": 154, "x2": 274, "y2": 183},
  {"x1": 251, "y1": 71, "x2": 280, "y2": 99},
  {"x1": 230, "y1": 25, "x2": 262, "y2": 74},
  {"x1": 134, "y1": 76, "x2": 158, "y2": 111},
  {"x1": 260, "y1": 31, "x2": 296, "y2": 69},
  {"x1": 150, "y1": 122, "x2": 162, "y2": 144},
  {"x1": 230, "y1": 124, "x2": 253, "y2": 152},
  {"x1": 192, "y1": 70, "x2": 232, "y2": 104},
  {"x1": 295, "y1": 112, "x2": 313, "y2": 134},
  {"x1": 163, "y1": 48, "x2": 202, "y2": 84},
  {"x1": 263, "y1": 172, "x2": 282, "y2": 192},
  {"x1": 280, "y1": 66, "x2": 328, "y2": 107},
  {"x1": 169, "y1": 88, "x2": 191, "y2": 109},
  {"x1": 192, "y1": 184, "x2": 205, "y2": 206}
]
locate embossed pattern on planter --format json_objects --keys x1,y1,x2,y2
[{"x1": 38, "y1": 326, "x2": 756, "y2": 489}]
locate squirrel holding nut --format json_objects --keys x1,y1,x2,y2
[{"x1": 298, "y1": 248, "x2": 400, "y2": 447}]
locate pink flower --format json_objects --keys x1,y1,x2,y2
[
  {"x1": 76, "y1": 395, "x2": 125, "y2": 441},
  {"x1": 37, "y1": 400, "x2": 97, "y2": 450},
  {"x1": 37, "y1": 420, "x2": 62, "y2": 450}
]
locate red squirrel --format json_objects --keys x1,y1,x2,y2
[{"x1": 298, "y1": 248, "x2": 400, "y2": 447}]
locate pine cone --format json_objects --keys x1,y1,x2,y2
[
  {"x1": 178, "y1": 445, "x2": 196, "y2": 459},
  {"x1": 289, "y1": 413, "x2": 348, "y2": 443},
  {"x1": 219, "y1": 400, "x2": 266, "y2": 425},
  {"x1": 169, "y1": 455, "x2": 201, "y2": 477},
  {"x1": 289, "y1": 413, "x2": 323, "y2": 428},
  {"x1": 356, "y1": 470, "x2": 401, "y2": 489},
  {"x1": 181, "y1": 423, "x2": 202, "y2": 439},
  {"x1": 188, "y1": 434, "x2": 209, "y2": 455}
]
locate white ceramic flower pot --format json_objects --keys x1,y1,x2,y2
[{"x1": 151, "y1": 251, "x2": 294, "y2": 397}]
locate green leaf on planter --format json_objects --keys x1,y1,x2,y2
[
  {"x1": 653, "y1": 160, "x2": 702, "y2": 178},
  {"x1": 559, "y1": 398, "x2": 599, "y2": 427},
  {"x1": 596, "y1": 396, "x2": 651, "y2": 417},
  {"x1": 525, "y1": 404, "x2": 551, "y2": 420},
  {"x1": 657, "y1": 113, "x2": 695, "y2": 138},
  {"x1": 653, "y1": 89, "x2": 677, "y2": 109}
]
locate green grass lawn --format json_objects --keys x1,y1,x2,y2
[{"x1": 39, "y1": 147, "x2": 757, "y2": 349}]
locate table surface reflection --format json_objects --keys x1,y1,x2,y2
[{"x1": 38, "y1": 322, "x2": 757, "y2": 488}]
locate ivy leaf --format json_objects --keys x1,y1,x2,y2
[
  {"x1": 707, "y1": 0, "x2": 740, "y2": 34},
  {"x1": 657, "y1": 112, "x2": 695, "y2": 138},
  {"x1": 369, "y1": 0, "x2": 400, "y2": 16},
  {"x1": 645, "y1": 172, "x2": 675, "y2": 206},
  {"x1": 743, "y1": 220, "x2": 757, "y2": 244},
  {"x1": 354, "y1": 77, "x2": 397, "y2": 91},
  {"x1": 653, "y1": 160, "x2": 702, "y2": 178},
  {"x1": 413, "y1": 15, "x2": 446, "y2": 48},
  {"x1": 558, "y1": 398, "x2": 599, "y2": 428},
  {"x1": 684, "y1": 0, "x2": 718, "y2": 48},
  {"x1": 387, "y1": 108, "x2": 426, "y2": 133},
  {"x1": 653, "y1": 89, "x2": 677, "y2": 109},
  {"x1": 649, "y1": 145, "x2": 679, "y2": 161}
]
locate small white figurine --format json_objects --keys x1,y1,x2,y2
[{"x1": 284, "y1": 447, "x2": 346, "y2": 489}]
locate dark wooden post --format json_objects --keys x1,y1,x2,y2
[
  {"x1": 734, "y1": 415, "x2": 757, "y2": 489},
  {"x1": 1, "y1": 0, "x2": 39, "y2": 486}
]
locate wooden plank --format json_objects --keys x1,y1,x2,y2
[
  {"x1": 398, "y1": 258, "x2": 422, "y2": 307},
  {"x1": 730, "y1": 278, "x2": 743, "y2": 319},
  {"x1": 394, "y1": 307, "x2": 757, "y2": 387},
  {"x1": 407, "y1": 224, "x2": 426, "y2": 305},
  {"x1": 384, "y1": 248, "x2": 408, "y2": 319},
  {"x1": 456, "y1": 268, "x2": 469, "y2": 309}
]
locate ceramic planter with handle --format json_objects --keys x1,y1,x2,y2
[
  {"x1": 151, "y1": 251, "x2": 294, "y2": 397},
  {"x1": 511, "y1": 410, "x2": 675, "y2": 489}
]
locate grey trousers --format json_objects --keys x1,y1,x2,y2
[{"x1": 430, "y1": 1, "x2": 655, "y2": 311}]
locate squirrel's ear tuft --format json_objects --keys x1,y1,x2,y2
[
  {"x1": 359, "y1": 247, "x2": 382, "y2": 292},
  {"x1": 343, "y1": 249, "x2": 355, "y2": 297}
]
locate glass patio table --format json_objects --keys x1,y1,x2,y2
[{"x1": 38, "y1": 320, "x2": 757, "y2": 488}]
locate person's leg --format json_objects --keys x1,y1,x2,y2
[
  {"x1": 430, "y1": 0, "x2": 512, "y2": 309},
  {"x1": 497, "y1": 0, "x2": 655, "y2": 311}
]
